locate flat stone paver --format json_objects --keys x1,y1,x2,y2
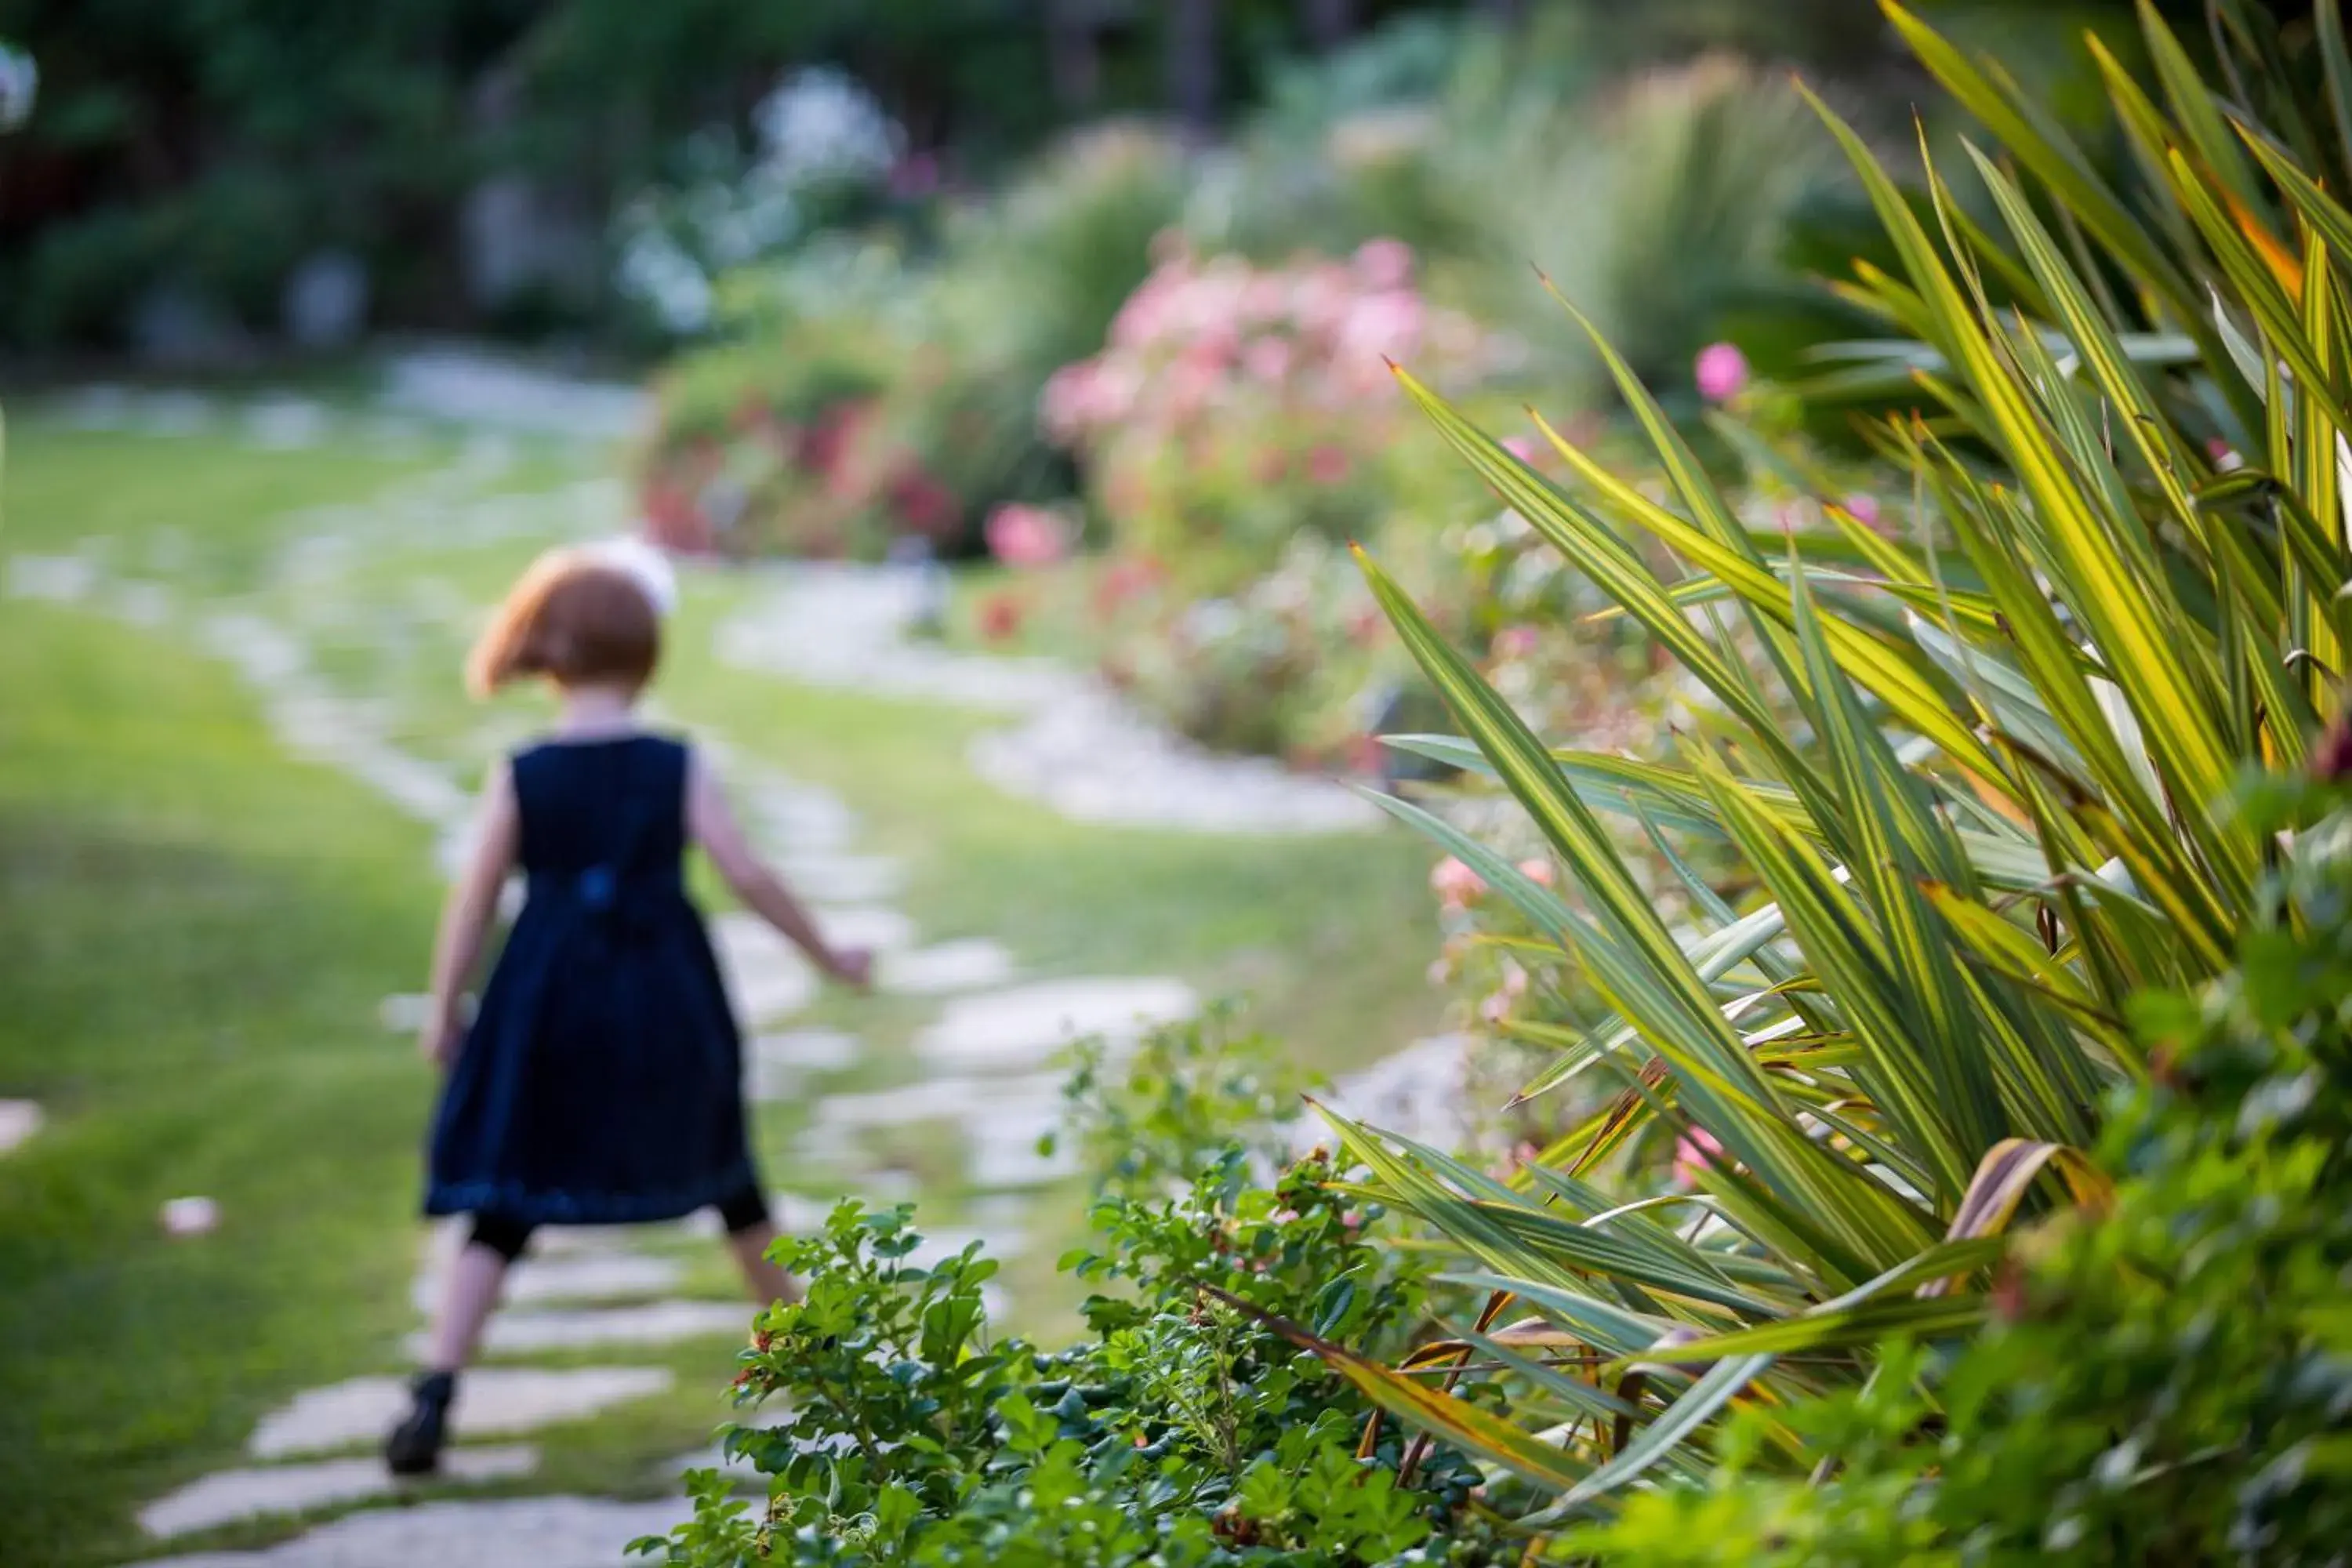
[
  {"x1": 707, "y1": 913, "x2": 819, "y2": 1025},
  {"x1": 127, "y1": 1495, "x2": 687, "y2": 1568},
  {"x1": 717, "y1": 568, "x2": 1381, "y2": 833},
  {"x1": 376, "y1": 995, "x2": 434, "y2": 1033},
  {"x1": 809, "y1": 905, "x2": 916, "y2": 953},
  {"x1": 750, "y1": 1029, "x2": 859, "y2": 1073},
  {"x1": 0, "y1": 1099, "x2": 42, "y2": 1155},
  {"x1": 430, "y1": 1301, "x2": 747, "y2": 1359},
  {"x1": 411, "y1": 1252, "x2": 684, "y2": 1312},
  {"x1": 1293, "y1": 1033, "x2": 1475, "y2": 1156},
  {"x1": 779, "y1": 852, "x2": 902, "y2": 903},
  {"x1": 250, "y1": 1369, "x2": 673, "y2": 1460},
  {"x1": 880, "y1": 939, "x2": 1016, "y2": 996},
  {"x1": 140, "y1": 1446, "x2": 538, "y2": 1539},
  {"x1": 914, "y1": 978, "x2": 1197, "y2": 1073},
  {"x1": 682, "y1": 1190, "x2": 827, "y2": 1239},
  {"x1": 807, "y1": 1072, "x2": 1074, "y2": 1190}
]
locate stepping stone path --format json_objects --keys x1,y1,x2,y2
[
  {"x1": 715, "y1": 564, "x2": 1382, "y2": 834},
  {"x1": 1291, "y1": 1032, "x2": 1478, "y2": 1157},
  {"x1": 139, "y1": 1448, "x2": 540, "y2": 1541},
  {"x1": 415, "y1": 1301, "x2": 753, "y2": 1359},
  {"x1": 248, "y1": 1369, "x2": 676, "y2": 1461},
  {"x1": 915, "y1": 978, "x2": 1198, "y2": 1072},
  {"x1": 409, "y1": 1252, "x2": 683, "y2": 1313},
  {"x1": 20, "y1": 354, "x2": 1460, "y2": 1566},
  {"x1": 139, "y1": 1497, "x2": 686, "y2": 1568},
  {"x1": 880, "y1": 937, "x2": 1017, "y2": 996}
]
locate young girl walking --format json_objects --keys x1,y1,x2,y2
[{"x1": 387, "y1": 540, "x2": 869, "y2": 1475}]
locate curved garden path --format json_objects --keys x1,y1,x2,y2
[{"x1": 4, "y1": 351, "x2": 1454, "y2": 1566}]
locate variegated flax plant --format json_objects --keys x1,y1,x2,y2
[{"x1": 1294, "y1": 0, "x2": 2352, "y2": 1536}]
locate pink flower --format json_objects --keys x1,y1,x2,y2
[
  {"x1": 1492, "y1": 625, "x2": 1541, "y2": 662},
  {"x1": 1479, "y1": 990, "x2": 1512, "y2": 1025},
  {"x1": 1243, "y1": 336, "x2": 1294, "y2": 384},
  {"x1": 1694, "y1": 342, "x2": 1750, "y2": 404},
  {"x1": 1516, "y1": 857, "x2": 1555, "y2": 887},
  {"x1": 1352, "y1": 238, "x2": 1416, "y2": 291},
  {"x1": 1502, "y1": 434, "x2": 1541, "y2": 463},
  {"x1": 2207, "y1": 437, "x2": 2244, "y2": 472},
  {"x1": 984, "y1": 503, "x2": 1071, "y2": 568},
  {"x1": 1040, "y1": 364, "x2": 1098, "y2": 441},
  {"x1": 1306, "y1": 445, "x2": 1352, "y2": 485},
  {"x1": 1339, "y1": 290, "x2": 1425, "y2": 365},
  {"x1": 1844, "y1": 493, "x2": 1881, "y2": 528},
  {"x1": 1671, "y1": 1127, "x2": 1726, "y2": 1190},
  {"x1": 1430, "y1": 855, "x2": 1486, "y2": 908}
]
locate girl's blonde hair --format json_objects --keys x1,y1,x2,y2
[{"x1": 466, "y1": 547, "x2": 662, "y2": 698}]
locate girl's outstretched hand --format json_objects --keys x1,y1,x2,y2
[
  {"x1": 829, "y1": 948, "x2": 875, "y2": 991},
  {"x1": 419, "y1": 1008, "x2": 463, "y2": 1070}
]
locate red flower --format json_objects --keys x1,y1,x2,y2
[
  {"x1": 1990, "y1": 1258, "x2": 2030, "y2": 1323},
  {"x1": 978, "y1": 593, "x2": 1026, "y2": 643},
  {"x1": 640, "y1": 484, "x2": 713, "y2": 554},
  {"x1": 891, "y1": 470, "x2": 961, "y2": 539}
]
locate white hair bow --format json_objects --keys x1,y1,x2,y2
[{"x1": 583, "y1": 536, "x2": 677, "y2": 619}]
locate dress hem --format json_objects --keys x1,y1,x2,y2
[{"x1": 423, "y1": 1163, "x2": 757, "y2": 1226}]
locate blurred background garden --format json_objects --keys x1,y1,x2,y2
[{"x1": 8, "y1": 1, "x2": 2352, "y2": 1565}]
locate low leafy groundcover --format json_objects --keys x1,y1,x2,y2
[{"x1": 633, "y1": 1151, "x2": 1504, "y2": 1566}]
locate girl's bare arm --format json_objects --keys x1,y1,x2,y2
[
  {"x1": 687, "y1": 753, "x2": 870, "y2": 987},
  {"x1": 422, "y1": 762, "x2": 521, "y2": 1066}
]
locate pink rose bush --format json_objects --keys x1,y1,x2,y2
[
  {"x1": 1044, "y1": 238, "x2": 1500, "y2": 589},
  {"x1": 984, "y1": 502, "x2": 1074, "y2": 568}
]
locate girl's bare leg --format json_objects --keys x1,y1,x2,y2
[
  {"x1": 389, "y1": 1240, "x2": 510, "y2": 1474},
  {"x1": 725, "y1": 1220, "x2": 803, "y2": 1307},
  {"x1": 423, "y1": 1241, "x2": 510, "y2": 1371}
]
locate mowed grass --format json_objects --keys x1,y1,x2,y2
[
  {"x1": 0, "y1": 602, "x2": 440, "y2": 1565},
  {"x1": 0, "y1": 419, "x2": 1450, "y2": 1566}
]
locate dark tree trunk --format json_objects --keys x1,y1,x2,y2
[
  {"x1": 1046, "y1": 0, "x2": 1102, "y2": 109},
  {"x1": 1167, "y1": 0, "x2": 1218, "y2": 145},
  {"x1": 1301, "y1": 0, "x2": 1355, "y2": 52}
]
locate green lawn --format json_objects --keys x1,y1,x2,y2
[{"x1": 0, "y1": 413, "x2": 1445, "y2": 1566}]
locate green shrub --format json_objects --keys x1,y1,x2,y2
[
  {"x1": 1052, "y1": 1001, "x2": 1323, "y2": 1203},
  {"x1": 630, "y1": 1152, "x2": 1504, "y2": 1566}
]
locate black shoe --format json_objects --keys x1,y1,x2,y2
[{"x1": 385, "y1": 1370, "x2": 456, "y2": 1476}]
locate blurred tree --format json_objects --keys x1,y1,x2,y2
[
  {"x1": 1302, "y1": 0, "x2": 1359, "y2": 50},
  {"x1": 1167, "y1": 0, "x2": 1221, "y2": 143},
  {"x1": 0, "y1": 0, "x2": 2310, "y2": 352}
]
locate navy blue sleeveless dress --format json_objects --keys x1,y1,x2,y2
[{"x1": 423, "y1": 735, "x2": 759, "y2": 1225}]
